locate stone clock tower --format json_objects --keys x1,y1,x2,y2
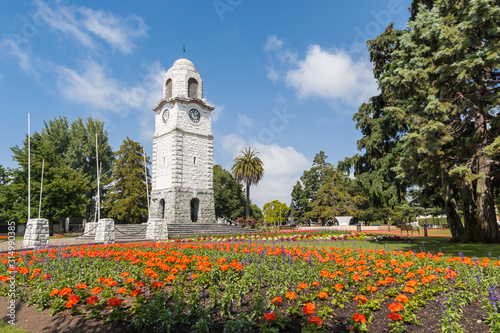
[{"x1": 148, "y1": 58, "x2": 216, "y2": 227}]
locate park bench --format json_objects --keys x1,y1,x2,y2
[{"x1": 399, "y1": 224, "x2": 420, "y2": 236}]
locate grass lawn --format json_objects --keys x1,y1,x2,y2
[
  {"x1": 288, "y1": 236, "x2": 500, "y2": 260},
  {"x1": 0, "y1": 321, "x2": 30, "y2": 333}
]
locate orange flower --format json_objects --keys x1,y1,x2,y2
[
  {"x1": 50, "y1": 289, "x2": 60, "y2": 296},
  {"x1": 264, "y1": 313, "x2": 276, "y2": 321},
  {"x1": 191, "y1": 274, "x2": 199, "y2": 279},
  {"x1": 320, "y1": 270, "x2": 330, "y2": 277},
  {"x1": 75, "y1": 283, "x2": 87, "y2": 289},
  {"x1": 406, "y1": 280, "x2": 418, "y2": 287},
  {"x1": 135, "y1": 282, "x2": 145, "y2": 288},
  {"x1": 318, "y1": 291, "x2": 329, "y2": 299},
  {"x1": 116, "y1": 287, "x2": 127, "y2": 294},
  {"x1": 121, "y1": 272, "x2": 130, "y2": 278},
  {"x1": 367, "y1": 285, "x2": 377, "y2": 293},
  {"x1": 302, "y1": 303, "x2": 316, "y2": 315},
  {"x1": 388, "y1": 302, "x2": 404, "y2": 312},
  {"x1": 335, "y1": 283, "x2": 344, "y2": 291},
  {"x1": 395, "y1": 294, "x2": 409, "y2": 303},
  {"x1": 91, "y1": 287, "x2": 103, "y2": 295},
  {"x1": 86, "y1": 296, "x2": 99, "y2": 306},
  {"x1": 353, "y1": 313, "x2": 366, "y2": 323},
  {"x1": 130, "y1": 289, "x2": 142, "y2": 297},
  {"x1": 403, "y1": 286, "x2": 416, "y2": 294},
  {"x1": 272, "y1": 297, "x2": 282, "y2": 306},
  {"x1": 151, "y1": 282, "x2": 165, "y2": 288},
  {"x1": 60, "y1": 287, "x2": 72, "y2": 296},
  {"x1": 66, "y1": 294, "x2": 80, "y2": 309},
  {"x1": 125, "y1": 277, "x2": 135, "y2": 284},
  {"x1": 42, "y1": 274, "x2": 51, "y2": 280},
  {"x1": 311, "y1": 281, "x2": 320, "y2": 287},
  {"x1": 298, "y1": 282, "x2": 308, "y2": 290},
  {"x1": 107, "y1": 297, "x2": 122, "y2": 307},
  {"x1": 166, "y1": 274, "x2": 176, "y2": 283},
  {"x1": 309, "y1": 316, "x2": 323, "y2": 325},
  {"x1": 286, "y1": 291, "x2": 297, "y2": 300},
  {"x1": 354, "y1": 295, "x2": 368, "y2": 305},
  {"x1": 387, "y1": 313, "x2": 403, "y2": 321}
]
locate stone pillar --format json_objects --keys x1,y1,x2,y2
[
  {"x1": 146, "y1": 219, "x2": 168, "y2": 240},
  {"x1": 22, "y1": 218, "x2": 50, "y2": 248},
  {"x1": 84, "y1": 222, "x2": 97, "y2": 236},
  {"x1": 94, "y1": 219, "x2": 115, "y2": 243}
]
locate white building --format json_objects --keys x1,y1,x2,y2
[{"x1": 149, "y1": 58, "x2": 216, "y2": 223}]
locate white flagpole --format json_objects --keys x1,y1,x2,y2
[
  {"x1": 96, "y1": 133, "x2": 100, "y2": 221},
  {"x1": 38, "y1": 159, "x2": 44, "y2": 218},
  {"x1": 28, "y1": 114, "x2": 31, "y2": 221},
  {"x1": 143, "y1": 147, "x2": 150, "y2": 217}
]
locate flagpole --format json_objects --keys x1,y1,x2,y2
[
  {"x1": 96, "y1": 133, "x2": 100, "y2": 221},
  {"x1": 28, "y1": 114, "x2": 31, "y2": 221},
  {"x1": 143, "y1": 147, "x2": 150, "y2": 217},
  {"x1": 38, "y1": 159, "x2": 44, "y2": 218}
]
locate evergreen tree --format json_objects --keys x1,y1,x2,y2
[
  {"x1": 213, "y1": 164, "x2": 246, "y2": 220},
  {"x1": 103, "y1": 138, "x2": 150, "y2": 224}
]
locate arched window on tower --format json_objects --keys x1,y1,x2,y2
[
  {"x1": 166, "y1": 79, "x2": 172, "y2": 98},
  {"x1": 188, "y1": 78, "x2": 198, "y2": 98}
]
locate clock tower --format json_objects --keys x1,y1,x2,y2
[{"x1": 149, "y1": 58, "x2": 216, "y2": 226}]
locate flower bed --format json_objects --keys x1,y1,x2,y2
[
  {"x1": 171, "y1": 230, "x2": 410, "y2": 243},
  {"x1": 1, "y1": 241, "x2": 499, "y2": 332}
]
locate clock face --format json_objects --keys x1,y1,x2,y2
[
  {"x1": 189, "y1": 108, "x2": 201, "y2": 123},
  {"x1": 162, "y1": 109, "x2": 170, "y2": 123}
]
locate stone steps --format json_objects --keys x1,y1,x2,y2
[{"x1": 78, "y1": 222, "x2": 244, "y2": 241}]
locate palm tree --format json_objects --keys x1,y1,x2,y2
[{"x1": 231, "y1": 147, "x2": 264, "y2": 220}]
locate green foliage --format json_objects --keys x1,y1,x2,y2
[
  {"x1": 103, "y1": 137, "x2": 150, "y2": 224},
  {"x1": 231, "y1": 148, "x2": 264, "y2": 219},
  {"x1": 292, "y1": 152, "x2": 368, "y2": 223},
  {"x1": 213, "y1": 164, "x2": 246, "y2": 220},
  {"x1": 263, "y1": 200, "x2": 289, "y2": 225}
]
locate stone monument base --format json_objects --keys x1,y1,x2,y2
[
  {"x1": 94, "y1": 219, "x2": 115, "y2": 243},
  {"x1": 22, "y1": 218, "x2": 49, "y2": 248}
]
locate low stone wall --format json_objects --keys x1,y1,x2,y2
[
  {"x1": 94, "y1": 219, "x2": 115, "y2": 243},
  {"x1": 22, "y1": 218, "x2": 49, "y2": 248}
]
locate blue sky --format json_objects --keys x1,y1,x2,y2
[{"x1": 0, "y1": 0, "x2": 411, "y2": 208}]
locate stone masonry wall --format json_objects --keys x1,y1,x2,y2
[
  {"x1": 22, "y1": 218, "x2": 49, "y2": 248},
  {"x1": 94, "y1": 219, "x2": 115, "y2": 243}
]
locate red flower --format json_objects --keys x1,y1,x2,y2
[
  {"x1": 91, "y1": 287, "x2": 103, "y2": 295},
  {"x1": 298, "y1": 282, "x2": 308, "y2": 290},
  {"x1": 75, "y1": 283, "x2": 87, "y2": 289},
  {"x1": 86, "y1": 296, "x2": 99, "y2": 306},
  {"x1": 50, "y1": 289, "x2": 60, "y2": 297},
  {"x1": 272, "y1": 297, "x2": 282, "y2": 306},
  {"x1": 353, "y1": 313, "x2": 366, "y2": 323},
  {"x1": 302, "y1": 303, "x2": 316, "y2": 315},
  {"x1": 388, "y1": 313, "x2": 403, "y2": 321},
  {"x1": 116, "y1": 287, "x2": 127, "y2": 294},
  {"x1": 130, "y1": 289, "x2": 142, "y2": 297},
  {"x1": 395, "y1": 294, "x2": 409, "y2": 303},
  {"x1": 60, "y1": 287, "x2": 72, "y2": 296},
  {"x1": 66, "y1": 294, "x2": 80, "y2": 308},
  {"x1": 309, "y1": 316, "x2": 323, "y2": 325},
  {"x1": 264, "y1": 313, "x2": 276, "y2": 321},
  {"x1": 107, "y1": 297, "x2": 122, "y2": 307},
  {"x1": 388, "y1": 302, "x2": 404, "y2": 312},
  {"x1": 286, "y1": 291, "x2": 297, "y2": 300}
]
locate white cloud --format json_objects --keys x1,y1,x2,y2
[
  {"x1": 55, "y1": 59, "x2": 165, "y2": 139},
  {"x1": 210, "y1": 104, "x2": 223, "y2": 122},
  {"x1": 264, "y1": 35, "x2": 283, "y2": 52},
  {"x1": 221, "y1": 134, "x2": 310, "y2": 208},
  {"x1": 0, "y1": 39, "x2": 35, "y2": 74},
  {"x1": 285, "y1": 45, "x2": 378, "y2": 107},
  {"x1": 238, "y1": 114, "x2": 253, "y2": 127},
  {"x1": 34, "y1": 0, "x2": 148, "y2": 53}
]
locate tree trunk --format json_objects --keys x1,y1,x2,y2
[
  {"x1": 442, "y1": 172, "x2": 464, "y2": 242},
  {"x1": 245, "y1": 181, "x2": 250, "y2": 220},
  {"x1": 474, "y1": 154, "x2": 500, "y2": 243}
]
